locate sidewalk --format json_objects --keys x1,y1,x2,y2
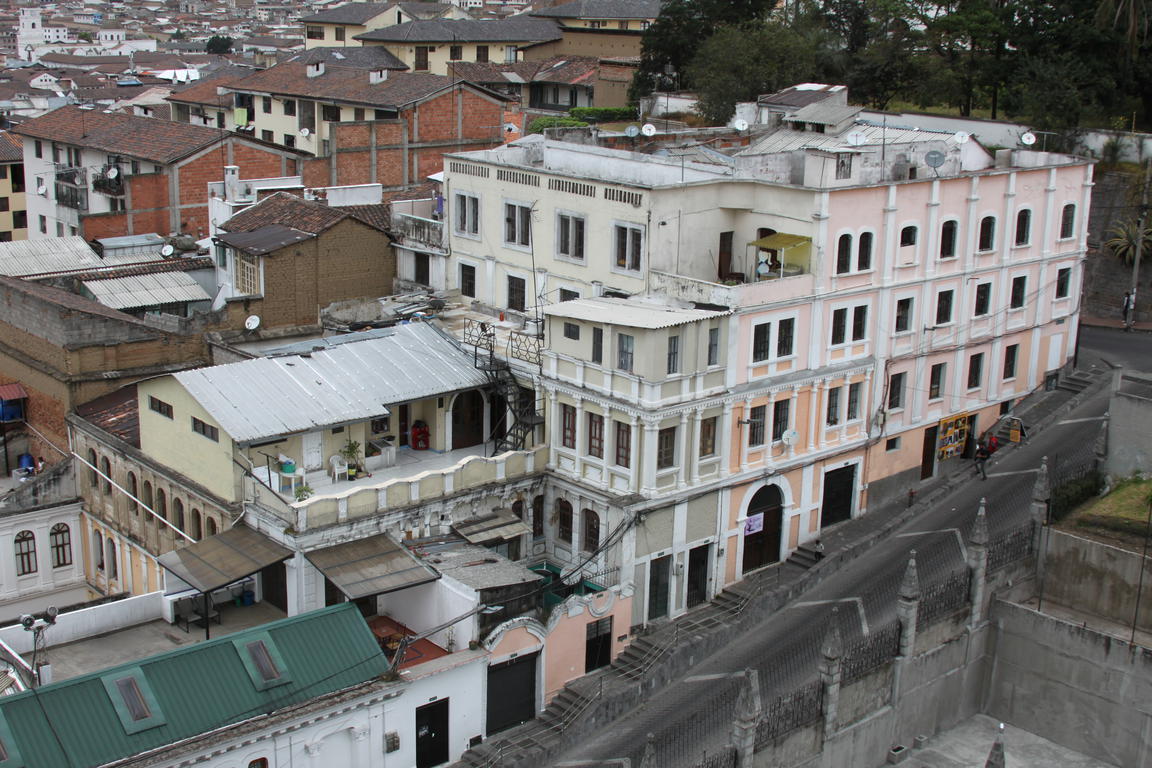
[{"x1": 1081, "y1": 312, "x2": 1152, "y2": 332}]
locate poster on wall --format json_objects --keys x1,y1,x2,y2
[
  {"x1": 744, "y1": 513, "x2": 764, "y2": 535},
  {"x1": 937, "y1": 413, "x2": 969, "y2": 460}
]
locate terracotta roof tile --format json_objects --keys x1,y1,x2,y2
[
  {"x1": 167, "y1": 65, "x2": 260, "y2": 107},
  {"x1": 75, "y1": 384, "x2": 140, "y2": 447},
  {"x1": 226, "y1": 63, "x2": 461, "y2": 108},
  {"x1": 0, "y1": 131, "x2": 21, "y2": 163},
  {"x1": 355, "y1": 17, "x2": 560, "y2": 43},
  {"x1": 222, "y1": 191, "x2": 391, "y2": 235}
]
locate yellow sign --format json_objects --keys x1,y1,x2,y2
[{"x1": 937, "y1": 413, "x2": 970, "y2": 460}]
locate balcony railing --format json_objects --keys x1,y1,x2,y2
[
  {"x1": 390, "y1": 211, "x2": 445, "y2": 251},
  {"x1": 54, "y1": 182, "x2": 88, "y2": 211}
]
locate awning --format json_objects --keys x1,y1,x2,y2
[
  {"x1": 749, "y1": 233, "x2": 811, "y2": 249},
  {"x1": 306, "y1": 533, "x2": 439, "y2": 599},
  {"x1": 454, "y1": 509, "x2": 531, "y2": 544},
  {"x1": 158, "y1": 525, "x2": 292, "y2": 595},
  {"x1": 0, "y1": 382, "x2": 27, "y2": 402}
]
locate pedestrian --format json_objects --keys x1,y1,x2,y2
[
  {"x1": 1122, "y1": 291, "x2": 1135, "y2": 331},
  {"x1": 987, "y1": 434, "x2": 999, "y2": 453},
  {"x1": 974, "y1": 441, "x2": 990, "y2": 480},
  {"x1": 1018, "y1": 421, "x2": 1029, "y2": 445},
  {"x1": 813, "y1": 539, "x2": 825, "y2": 560}
]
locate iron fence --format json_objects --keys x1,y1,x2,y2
[
  {"x1": 508, "y1": 330, "x2": 543, "y2": 365},
  {"x1": 917, "y1": 569, "x2": 971, "y2": 629},
  {"x1": 1049, "y1": 446, "x2": 1103, "y2": 521},
  {"x1": 754, "y1": 680, "x2": 824, "y2": 748},
  {"x1": 842, "y1": 622, "x2": 901, "y2": 683},
  {"x1": 692, "y1": 747, "x2": 738, "y2": 768},
  {"x1": 988, "y1": 522, "x2": 1035, "y2": 571}
]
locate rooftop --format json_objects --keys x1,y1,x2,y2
[
  {"x1": 0, "y1": 130, "x2": 21, "y2": 163},
  {"x1": 410, "y1": 535, "x2": 543, "y2": 591},
  {"x1": 543, "y1": 296, "x2": 729, "y2": 329},
  {"x1": 299, "y1": 2, "x2": 393, "y2": 25},
  {"x1": 355, "y1": 16, "x2": 560, "y2": 43},
  {"x1": 758, "y1": 82, "x2": 847, "y2": 109},
  {"x1": 223, "y1": 63, "x2": 459, "y2": 108},
  {"x1": 283, "y1": 45, "x2": 408, "y2": 71},
  {"x1": 530, "y1": 0, "x2": 662, "y2": 19},
  {"x1": 221, "y1": 191, "x2": 390, "y2": 236}
]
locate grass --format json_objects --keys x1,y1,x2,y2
[{"x1": 1058, "y1": 476, "x2": 1152, "y2": 551}]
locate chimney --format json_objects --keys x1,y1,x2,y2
[
  {"x1": 369, "y1": 68, "x2": 388, "y2": 84},
  {"x1": 307, "y1": 61, "x2": 325, "y2": 78},
  {"x1": 223, "y1": 165, "x2": 240, "y2": 201}
]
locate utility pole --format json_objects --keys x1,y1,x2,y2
[{"x1": 1128, "y1": 161, "x2": 1151, "y2": 331}]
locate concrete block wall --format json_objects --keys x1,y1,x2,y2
[{"x1": 1042, "y1": 529, "x2": 1152, "y2": 633}]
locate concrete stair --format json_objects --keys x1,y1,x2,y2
[
  {"x1": 1057, "y1": 370, "x2": 1094, "y2": 393},
  {"x1": 786, "y1": 545, "x2": 823, "y2": 570}
]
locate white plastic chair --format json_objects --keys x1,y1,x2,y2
[{"x1": 329, "y1": 454, "x2": 349, "y2": 482}]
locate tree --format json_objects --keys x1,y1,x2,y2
[
  {"x1": 205, "y1": 35, "x2": 233, "y2": 54},
  {"x1": 1105, "y1": 219, "x2": 1152, "y2": 264}
]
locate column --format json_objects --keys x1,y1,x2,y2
[
  {"x1": 689, "y1": 409, "x2": 703, "y2": 486},
  {"x1": 819, "y1": 610, "x2": 843, "y2": 734},
  {"x1": 788, "y1": 386, "x2": 799, "y2": 458},
  {"x1": 573, "y1": 396, "x2": 585, "y2": 480},
  {"x1": 967, "y1": 500, "x2": 988, "y2": 629},
  {"x1": 810, "y1": 381, "x2": 824, "y2": 452},
  {"x1": 720, "y1": 402, "x2": 734, "y2": 478},
  {"x1": 630, "y1": 416, "x2": 642, "y2": 493},
  {"x1": 676, "y1": 412, "x2": 689, "y2": 489},
  {"x1": 738, "y1": 398, "x2": 753, "y2": 473},
  {"x1": 640, "y1": 418, "x2": 658, "y2": 494},
  {"x1": 546, "y1": 389, "x2": 558, "y2": 468}
]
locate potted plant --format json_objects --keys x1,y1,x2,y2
[
  {"x1": 294, "y1": 484, "x2": 313, "y2": 502},
  {"x1": 341, "y1": 439, "x2": 362, "y2": 479}
]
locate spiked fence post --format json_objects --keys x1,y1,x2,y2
[
  {"x1": 819, "y1": 608, "x2": 843, "y2": 735},
  {"x1": 897, "y1": 551, "x2": 920, "y2": 657},
  {"x1": 968, "y1": 500, "x2": 989, "y2": 628},
  {"x1": 730, "y1": 668, "x2": 761, "y2": 767}
]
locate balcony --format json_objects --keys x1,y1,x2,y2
[
  {"x1": 53, "y1": 182, "x2": 88, "y2": 211},
  {"x1": 92, "y1": 171, "x2": 124, "y2": 197},
  {"x1": 390, "y1": 198, "x2": 445, "y2": 253}
]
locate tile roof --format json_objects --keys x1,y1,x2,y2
[
  {"x1": 223, "y1": 191, "x2": 355, "y2": 234},
  {"x1": 300, "y1": 1, "x2": 392, "y2": 24},
  {"x1": 757, "y1": 83, "x2": 846, "y2": 109},
  {"x1": 224, "y1": 63, "x2": 459, "y2": 108},
  {"x1": 12, "y1": 105, "x2": 227, "y2": 164},
  {"x1": 355, "y1": 17, "x2": 561, "y2": 43},
  {"x1": 285, "y1": 45, "x2": 407, "y2": 71},
  {"x1": 531, "y1": 0, "x2": 663, "y2": 19},
  {"x1": 338, "y1": 203, "x2": 391, "y2": 231},
  {"x1": 0, "y1": 604, "x2": 388, "y2": 768},
  {"x1": 74, "y1": 384, "x2": 140, "y2": 447},
  {"x1": 216, "y1": 224, "x2": 314, "y2": 255},
  {"x1": 167, "y1": 64, "x2": 260, "y2": 107},
  {"x1": 449, "y1": 55, "x2": 598, "y2": 86},
  {"x1": 0, "y1": 130, "x2": 21, "y2": 163}
]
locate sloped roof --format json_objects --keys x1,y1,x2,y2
[
  {"x1": 300, "y1": 1, "x2": 392, "y2": 24},
  {"x1": 355, "y1": 17, "x2": 560, "y2": 43},
  {"x1": 75, "y1": 384, "x2": 140, "y2": 447},
  {"x1": 221, "y1": 191, "x2": 390, "y2": 237},
  {"x1": 0, "y1": 604, "x2": 387, "y2": 768},
  {"x1": 12, "y1": 105, "x2": 227, "y2": 164},
  {"x1": 543, "y1": 296, "x2": 729, "y2": 329},
  {"x1": 0, "y1": 130, "x2": 23, "y2": 163},
  {"x1": 531, "y1": 0, "x2": 662, "y2": 19},
  {"x1": 82, "y1": 271, "x2": 212, "y2": 310},
  {"x1": 224, "y1": 63, "x2": 459, "y2": 108},
  {"x1": 448, "y1": 55, "x2": 598, "y2": 86},
  {"x1": 216, "y1": 224, "x2": 313, "y2": 256},
  {"x1": 285, "y1": 45, "x2": 407, "y2": 71},
  {"x1": 758, "y1": 83, "x2": 846, "y2": 109},
  {"x1": 166, "y1": 64, "x2": 259, "y2": 107}
]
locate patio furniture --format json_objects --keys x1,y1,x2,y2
[{"x1": 329, "y1": 454, "x2": 349, "y2": 482}]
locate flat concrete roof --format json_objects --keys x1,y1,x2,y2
[{"x1": 908, "y1": 714, "x2": 1117, "y2": 767}]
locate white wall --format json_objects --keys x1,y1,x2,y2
[
  {"x1": 0, "y1": 590, "x2": 165, "y2": 654},
  {"x1": 383, "y1": 577, "x2": 478, "y2": 651}
]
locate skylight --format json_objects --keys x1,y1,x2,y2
[
  {"x1": 100, "y1": 669, "x2": 166, "y2": 734},
  {"x1": 233, "y1": 633, "x2": 291, "y2": 691},
  {"x1": 245, "y1": 641, "x2": 280, "y2": 682}
]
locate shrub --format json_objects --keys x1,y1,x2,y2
[
  {"x1": 1050, "y1": 471, "x2": 1103, "y2": 520},
  {"x1": 569, "y1": 107, "x2": 637, "y2": 123},
  {"x1": 527, "y1": 117, "x2": 589, "y2": 134}
]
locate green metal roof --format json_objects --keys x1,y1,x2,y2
[{"x1": 0, "y1": 603, "x2": 388, "y2": 768}]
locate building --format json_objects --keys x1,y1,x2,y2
[
  {"x1": 448, "y1": 55, "x2": 599, "y2": 111},
  {"x1": 529, "y1": 0, "x2": 661, "y2": 31},
  {"x1": 300, "y1": 1, "x2": 471, "y2": 50},
  {"x1": 0, "y1": 131, "x2": 27, "y2": 242},
  {"x1": 13, "y1": 106, "x2": 304, "y2": 240},
  {"x1": 353, "y1": 17, "x2": 562, "y2": 74}
]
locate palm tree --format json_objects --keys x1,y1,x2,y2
[
  {"x1": 1096, "y1": 0, "x2": 1150, "y2": 52},
  {"x1": 1105, "y1": 219, "x2": 1152, "y2": 264}
]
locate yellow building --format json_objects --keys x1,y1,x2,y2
[
  {"x1": 355, "y1": 17, "x2": 562, "y2": 73},
  {"x1": 301, "y1": 1, "x2": 471, "y2": 50},
  {"x1": 530, "y1": 0, "x2": 661, "y2": 30},
  {"x1": 0, "y1": 131, "x2": 28, "y2": 242}
]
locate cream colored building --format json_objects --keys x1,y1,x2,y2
[
  {"x1": 0, "y1": 131, "x2": 28, "y2": 242},
  {"x1": 301, "y1": 1, "x2": 472, "y2": 50},
  {"x1": 355, "y1": 17, "x2": 561, "y2": 74}
]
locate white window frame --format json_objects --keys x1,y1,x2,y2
[
  {"x1": 454, "y1": 192, "x2": 480, "y2": 238},
  {"x1": 234, "y1": 251, "x2": 262, "y2": 296},
  {"x1": 1013, "y1": 207, "x2": 1032, "y2": 248},
  {"x1": 503, "y1": 199, "x2": 532, "y2": 251},
  {"x1": 555, "y1": 209, "x2": 586, "y2": 263},
  {"x1": 897, "y1": 220, "x2": 921, "y2": 264},
  {"x1": 611, "y1": 221, "x2": 644, "y2": 275},
  {"x1": 893, "y1": 295, "x2": 915, "y2": 335}
]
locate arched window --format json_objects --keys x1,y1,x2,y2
[
  {"x1": 1060, "y1": 203, "x2": 1076, "y2": 239},
  {"x1": 93, "y1": 531, "x2": 104, "y2": 571},
  {"x1": 50, "y1": 523, "x2": 71, "y2": 567},
  {"x1": 532, "y1": 495, "x2": 544, "y2": 538},
  {"x1": 248, "y1": 759, "x2": 270, "y2": 768},
  {"x1": 156, "y1": 489, "x2": 167, "y2": 521},
  {"x1": 582, "y1": 509, "x2": 600, "y2": 552},
  {"x1": 14, "y1": 530, "x2": 36, "y2": 575},
  {"x1": 978, "y1": 216, "x2": 996, "y2": 251},
  {"x1": 87, "y1": 448, "x2": 98, "y2": 487},
  {"x1": 512, "y1": 499, "x2": 525, "y2": 520},
  {"x1": 141, "y1": 482, "x2": 153, "y2": 522},
  {"x1": 939, "y1": 220, "x2": 958, "y2": 259},
  {"x1": 192, "y1": 509, "x2": 202, "y2": 540},
  {"x1": 1015, "y1": 208, "x2": 1031, "y2": 246},
  {"x1": 857, "y1": 231, "x2": 873, "y2": 271},
  {"x1": 206, "y1": 517, "x2": 217, "y2": 537},
  {"x1": 106, "y1": 539, "x2": 118, "y2": 579},
  {"x1": 127, "y1": 472, "x2": 138, "y2": 513},
  {"x1": 899, "y1": 225, "x2": 918, "y2": 246},
  {"x1": 100, "y1": 456, "x2": 111, "y2": 493},
  {"x1": 556, "y1": 499, "x2": 573, "y2": 543},
  {"x1": 835, "y1": 233, "x2": 852, "y2": 274},
  {"x1": 174, "y1": 499, "x2": 185, "y2": 532}
]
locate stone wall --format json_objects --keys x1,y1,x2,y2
[{"x1": 1042, "y1": 528, "x2": 1152, "y2": 633}]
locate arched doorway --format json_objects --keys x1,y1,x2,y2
[
  {"x1": 452, "y1": 389, "x2": 485, "y2": 450},
  {"x1": 742, "y1": 485, "x2": 783, "y2": 573}
]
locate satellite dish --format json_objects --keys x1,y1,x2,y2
[
  {"x1": 845, "y1": 131, "x2": 867, "y2": 147},
  {"x1": 952, "y1": 131, "x2": 971, "y2": 145},
  {"x1": 160, "y1": 244, "x2": 175, "y2": 256},
  {"x1": 924, "y1": 150, "x2": 945, "y2": 168},
  {"x1": 244, "y1": 314, "x2": 261, "y2": 331},
  {"x1": 299, "y1": 127, "x2": 311, "y2": 137},
  {"x1": 781, "y1": 429, "x2": 799, "y2": 446},
  {"x1": 106, "y1": 166, "x2": 119, "y2": 179},
  {"x1": 36, "y1": 184, "x2": 46, "y2": 196},
  {"x1": 625, "y1": 124, "x2": 640, "y2": 138},
  {"x1": 503, "y1": 122, "x2": 518, "y2": 133},
  {"x1": 733, "y1": 118, "x2": 749, "y2": 132},
  {"x1": 641, "y1": 123, "x2": 656, "y2": 137},
  {"x1": 1020, "y1": 132, "x2": 1036, "y2": 146}
]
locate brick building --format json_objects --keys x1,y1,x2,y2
[
  {"x1": 0, "y1": 131, "x2": 28, "y2": 242},
  {"x1": 13, "y1": 106, "x2": 304, "y2": 241}
]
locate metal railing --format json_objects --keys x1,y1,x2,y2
[
  {"x1": 754, "y1": 680, "x2": 824, "y2": 748},
  {"x1": 390, "y1": 211, "x2": 444, "y2": 249},
  {"x1": 842, "y1": 622, "x2": 901, "y2": 683}
]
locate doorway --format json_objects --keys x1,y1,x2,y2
[
  {"x1": 302, "y1": 431, "x2": 322, "y2": 471},
  {"x1": 486, "y1": 654, "x2": 537, "y2": 734},
  {"x1": 259, "y1": 562, "x2": 287, "y2": 613},
  {"x1": 398, "y1": 403, "x2": 411, "y2": 447},
  {"x1": 686, "y1": 543, "x2": 709, "y2": 608},
  {"x1": 718, "y1": 231, "x2": 733, "y2": 280},
  {"x1": 961, "y1": 414, "x2": 978, "y2": 459},
  {"x1": 820, "y1": 465, "x2": 856, "y2": 528},
  {"x1": 648, "y1": 555, "x2": 671, "y2": 620},
  {"x1": 921, "y1": 425, "x2": 938, "y2": 480},
  {"x1": 416, "y1": 699, "x2": 450, "y2": 768},
  {"x1": 585, "y1": 617, "x2": 613, "y2": 673},
  {"x1": 452, "y1": 390, "x2": 485, "y2": 449},
  {"x1": 742, "y1": 485, "x2": 783, "y2": 573}
]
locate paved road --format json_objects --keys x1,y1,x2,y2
[
  {"x1": 555, "y1": 357, "x2": 1115, "y2": 766},
  {"x1": 1080, "y1": 325, "x2": 1152, "y2": 372}
]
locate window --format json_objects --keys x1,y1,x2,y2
[
  {"x1": 614, "y1": 224, "x2": 643, "y2": 271},
  {"x1": 582, "y1": 510, "x2": 600, "y2": 552},
  {"x1": 282, "y1": 99, "x2": 296, "y2": 116},
  {"x1": 656, "y1": 427, "x2": 676, "y2": 469},
  {"x1": 354, "y1": 108, "x2": 364, "y2": 121},
  {"x1": 557, "y1": 212, "x2": 585, "y2": 260},
  {"x1": 563, "y1": 322, "x2": 580, "y2": 340},
  {"x1": 14, "y1": 531, "x2": 35, "y2": 575},
  {"x1": 507, "y1": 275, "x2": 526, "y2": 312},
  {"x1": 614, "y1": 421, "x2": 630, "y2": 467},
  {"x1": 592, "y1": 327, "x2": 603, "y2": 363},
  {"x1": 900, "y1": 225, "x2": 918, "y2": 247},
  {"x1": 1015, "y1": 208, "x2": 1031, "y2": 246},
  {"x1": 321, "y1": 104, "x2": 340, "y2": 122},
  {"x1": 748, "y1": 404, "x2": 766, "y2": 446},
  {"x1": 561, "y1": 404, "x2": 576, "y2": 449},
  {"x1": 978, "y1": 216, "x2": 996, "y2": 251},
  {"x1": 936, "y1": 290, "x2": 954, "y2": 324},
  {"x1": 192, "y1": 417, "x2": 219, "y2": 442},
  {"x1": 283, "y1": 134, "x2": 296, "y2": 149},
  {"x1": 1010, "y1": 276, "x2": 1026, "y2": 309},
  {"x1": 261, "y1": 96, "x2": 271, "y2": 114},
  {"x1": 707, "y1": 327, "x2": 720, "y2": 366},
  {"x1": 772, "y1": 399, "x2": 790, "y2": 441},
  {"x1": 617, "y1": 333, "x2": 634, "y2": 372},
  {"x1": 929, "y1": 363, "x2": 945, "y2": 399},
  {"x1": 847, "y1": 382, "x2": 861, "y2": 420},
  {"x1": 454, "y1": 193, "x2": 479, "y2": 235},
  {"x1": 752, "y1": 322, "x2": 771, "y2": 361},
  {"x1": 249, "y1": 759, "x2": 270, "y2": 768},
  {"x1": 888, "y1": 372, "x2": 906, "y2": 409},
  {"x1": 305, "y1": 25, "x2": 323, "y2": 39},
  {"x1": 699, "y1": 416, "x2": 717, "y2": 457},
  {"x1": 1060, "y1": 203, "x2": 1076, "y2": 239},
  {"x1": 414, "y1": 46, "x2": 431, "y2": 70},
  {"x1": 38, "y1": 215, "x2": 46, "y2": 234},
  {"x1": 156, "y1": 489, "x2": 166, "y2": 521},
  {"x1": 831, "y1": 308, "x2": 847, "y2": 345},
  {"x1": 836, "y1": 234, "x2": 852, "y2": 274},
  {"x1": 532, "y1": 495, "x2": 544, "y2": 537},
  {"x1": 460, "y1": 263, "x2": 476, "y2": 297},
  {"x1": 101, "y1": 457, "x2": 111, "y2": 492},
  {"x1": 826, "y1": 386, "x2": 841, "y2": 426},
  {"x1": 174, "y1": 499, "x2": 185, "y2": 532},
  {"x1": 87, "y1": 448, "x2": 98, "y2": 487},
  {"x1": 11, "y1": 211, "x2": 25, "y2": 230},
  {"x1": 835, "y1": 153, "x2": 852, "y2": 179},
  {"x1": 967, "y1": 353, "x2": 984, "y2": 389},
  {"x1": 1056, "y1": 267, "x2": 1072, "y2": 299},
  {"x1": 851, "y1": 306, "x2": 867, "y2": 341},
  {"x1": 192, "y1": 509, "x2": 203, "y2": 540},
  {"x1": 261, "y1": 129, "x2": 273, "y2": 142},
  {"x1": 115, "y1": 676, "x2": 151, "y2": 720},
  {"x1": 34, "y1": 139, "x2": 42, "y2": 158},
  {"x1": 974, "y1": 282, "x2": 991, "y2": 316},
  {"x1": 895, "y1": 297, "x2": 913, "y2": 333},
  {"x1": 857, "y1": 232, "x2": 873, "y2": 271},
  {"x1": 886, "y1": 437, "x2": 901, "y2": 451},
  {"x1": 235, "y1": 251, "x2": 260, "y2": 296},
  {"x1": 504, "y1": 203, "x2": 531, "y2": 247},
  {"x1": 127, "y1": 472, "x2": 138, "y2": 513},
  {"x1": 149, "y1": 396, "x2": 173, "y2": 419},
  {"x1": 449, "y1": 44, "x2": 463, "y2": 60},
  {"x1": 940, "y1": 221, "x2": 958, "y2": 260},
  {"x1": 587, "y1": 412, "x2": 603, "y2": 458},
  {"x1": 476, "y1": 45, "x2": 489, "y2": 62},
  {"x1": 504, "y1": 45, "x2": 517, "y2": 63},
  {"x1": 666, "y1": 335, "x2": 679, "y2": 374},
  {"x1": 142, "y1": 483, "x2": 153, "y2": 523},
  {"x1": 558, "y1": 289, "x2": 579, "y2": 302},
  {"x1": 207, "y1": 518, "x2": 217, "y2": 537},
  {"x1": 244, "y1": 640, "x2": 282, "y2": 682},
  {"x1": 777, "y1": 318, "x2": 794, "y2": 357},
  {"x1": 557, "y1": 500, "x2": 573, "y2": 543},
  {"x1": 1003, "y1": 344, "x2": 1019, "y2": 380}
]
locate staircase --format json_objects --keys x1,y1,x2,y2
[
  {"x1": 468, "y1": 322, "x2": 543, "y2": 455},
  {"x1": 786, "y1": 544, "x2": 824, "y2": 571},
  {"x1": 1056, "y1": 370, "x2": 1095, "y2": 394}
]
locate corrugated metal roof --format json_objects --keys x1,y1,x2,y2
[
  {"x1": 785, "y1": 102, "x2": 861, "y2": 125},
  {"x1": 174, "y1": 322, "x2": 488, "y2": 443},
  {"x1": 543, "y1": 297, "x2": 729, "y2": 329},
  {"x1": 740, "y1": 123, "x2": 952, "y2": 157},
  {"x1": 0, "y1": 236, "x2": 185, "y2": 278},
  {"x1": 216, "y1": 224, "x2": 314, "y2": 255},
  {"x1": 454, "y1": 509, "x2": 531, "y2": 543},
  {"x1": 82, "y1": 271, "x2": 212, "y2": 309},
  {"x1": 0, "y1": 603, "x2": 387, "y2": 768},
  {"x1": 307, "y1": 533, "x2": 440, "y2": 599},
  {"x1": 0, "y1": 382, "x2": 27, "y2": 401},
  {"x1": 158, "y1": 525, "x2": 293, "y2": 594}
]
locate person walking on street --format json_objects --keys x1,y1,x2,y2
[
  {"x1": 1123, "y1": 291, "x2": 1135, "y2": 331},
  {"x1": 974, "y1": 440, "x2": 990, "y2": 480}
]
